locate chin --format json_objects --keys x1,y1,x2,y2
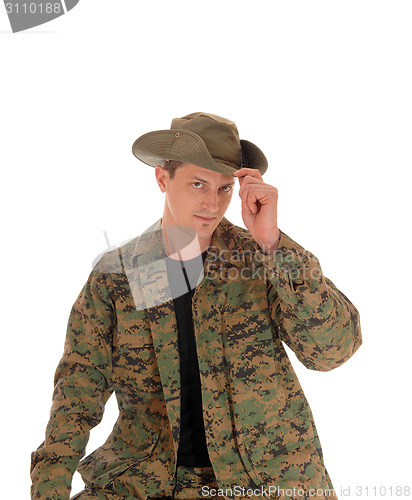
[{"x1": 194, "y1": 221, "x2": 216, "y2": 236}]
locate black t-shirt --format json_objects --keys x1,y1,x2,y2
[{"x1": 165, "y1": 248, "x2": 212, "y2": 467}]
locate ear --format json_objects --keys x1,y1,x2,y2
[{"x1": 155, "y1": 165, "x2": 169, "y2": 193}]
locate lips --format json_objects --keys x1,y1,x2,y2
[{"x1": 194, "y1": 215, "x2": 216, "y2": 222}]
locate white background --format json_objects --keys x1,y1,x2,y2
[{"x1": 1, "y1": 1, "x2": 411, "y2": 499}]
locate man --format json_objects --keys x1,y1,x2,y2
[{"x1": 30, "y1": 112, "x2": 362, "y2": 500}]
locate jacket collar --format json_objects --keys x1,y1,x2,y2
[{"x1": 130, "y1": 216, "x2": 251, "y2": 273}]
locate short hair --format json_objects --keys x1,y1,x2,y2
[{"x1": 161, "y1": 160, "x2": 185, "y2": 179}]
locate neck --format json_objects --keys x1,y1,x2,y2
[{"x1": 161, "y1": 219, "x2": 210, "y2": 260}]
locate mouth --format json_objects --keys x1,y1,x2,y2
[{"x1": 194, "y1": 215, "x2": 216, "y2": 222}]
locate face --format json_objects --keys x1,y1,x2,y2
[{"x1": 155, "y1": 162, "x2": 235, "y2": 250}]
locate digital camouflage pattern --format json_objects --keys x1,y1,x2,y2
[
  {"x1": 69, "y1": 465, "x2": 218, "y2": 499},
  {"x1": 30, "y1": 217, "x2": 362, "y2": 500}
]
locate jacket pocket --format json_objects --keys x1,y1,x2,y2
[
  {"x1": 239, "y1": 410, "x2": 315, "y2": 464},
  {"x1": 224, "y1": 310, "x2": 273, "y2": 344},
  {"x1": 236, "y1": 411, "x2": 316, "y2": 488},
  {"x1": 77, "y1": 427, "x2": 161, "y2": 488}
]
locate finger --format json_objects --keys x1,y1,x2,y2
[
  {"x1": 238, "y1": 175, "x2": 265, "y2": 198},
  {"x1": 246, "y1": 188, "x2": 266, "y2": 214},
  {"x1": 234, "y1": 168, "x2": 263, "y2": 186},
  {"x1": 241, "y1": 192, "x2": 254, "y2": 216},
  {"x1": 234, "y1": 167, "x2": 263, "y2": 179},
  {"x1": 239, "y1": 180, "x2": 271, "y2": 201}
]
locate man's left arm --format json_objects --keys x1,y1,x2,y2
[
  {"x1": 234, "y1": 167, "x2": 362, "y2": 372},
  {"x1": 256, "y1": 229, "x2": 362, "y2": 371}
]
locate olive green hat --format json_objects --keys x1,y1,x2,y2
[{"x1": 131, "y1": 112, "x2": 268, "y2": 177}]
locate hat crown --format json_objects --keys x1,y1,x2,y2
[{"x1": 171, "y1": 112, "x2": 242, "y2": 168}]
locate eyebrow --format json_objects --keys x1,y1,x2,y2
[{"x1": 190, "y1": 176, "x2": 235, "y2": 187}]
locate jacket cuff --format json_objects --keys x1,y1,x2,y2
[{"x1": 30, "y1": 451, "x2": 79, "y2": 500}]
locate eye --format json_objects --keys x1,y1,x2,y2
[
  {"x1": 192, "y1": 182, "x2": 203, "y2": 189},
  {"x1": 220, "y1": 185, "x2": 233, "y2": 192}
]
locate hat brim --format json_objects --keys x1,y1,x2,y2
[{"x1": 132, "y1": 129, "x2": 268, "y2": 177}]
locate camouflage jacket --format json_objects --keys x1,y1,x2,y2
[{"x1": 30, "y1": 217, "x2": 362, "y2": 499}]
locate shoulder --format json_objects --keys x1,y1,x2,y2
[
  {"x1": 218, "y1": 217, "x2": 258, "y2": 253},
  {"x1": 92, "y1": 219, "x2": 162, "y2": 274}
]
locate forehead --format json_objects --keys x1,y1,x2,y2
[{"x1": 177, "y1": 163, "x2": 235, "y2": 184}]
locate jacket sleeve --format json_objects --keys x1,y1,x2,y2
[
  {"x1": 30, "y1": 265, "x2": 116, "y2": 500},
  {"x1": 255, "y1": 229, "x2": 362, "y2": 371}
]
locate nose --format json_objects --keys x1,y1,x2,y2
[{"x1": 201, "y1": 189, "x2": 219, "y2": 214}]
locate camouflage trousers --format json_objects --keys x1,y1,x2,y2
[
  {"x1": 70, "y1": 464, "x2": 218, "y2": 499},
  {"x1": 70, "y1": 458, "x2": 339, "y2": 499}
]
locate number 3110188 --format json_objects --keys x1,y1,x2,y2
[{"x1": 5, "y1": 3, "x2": 62, "y2": 14}]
